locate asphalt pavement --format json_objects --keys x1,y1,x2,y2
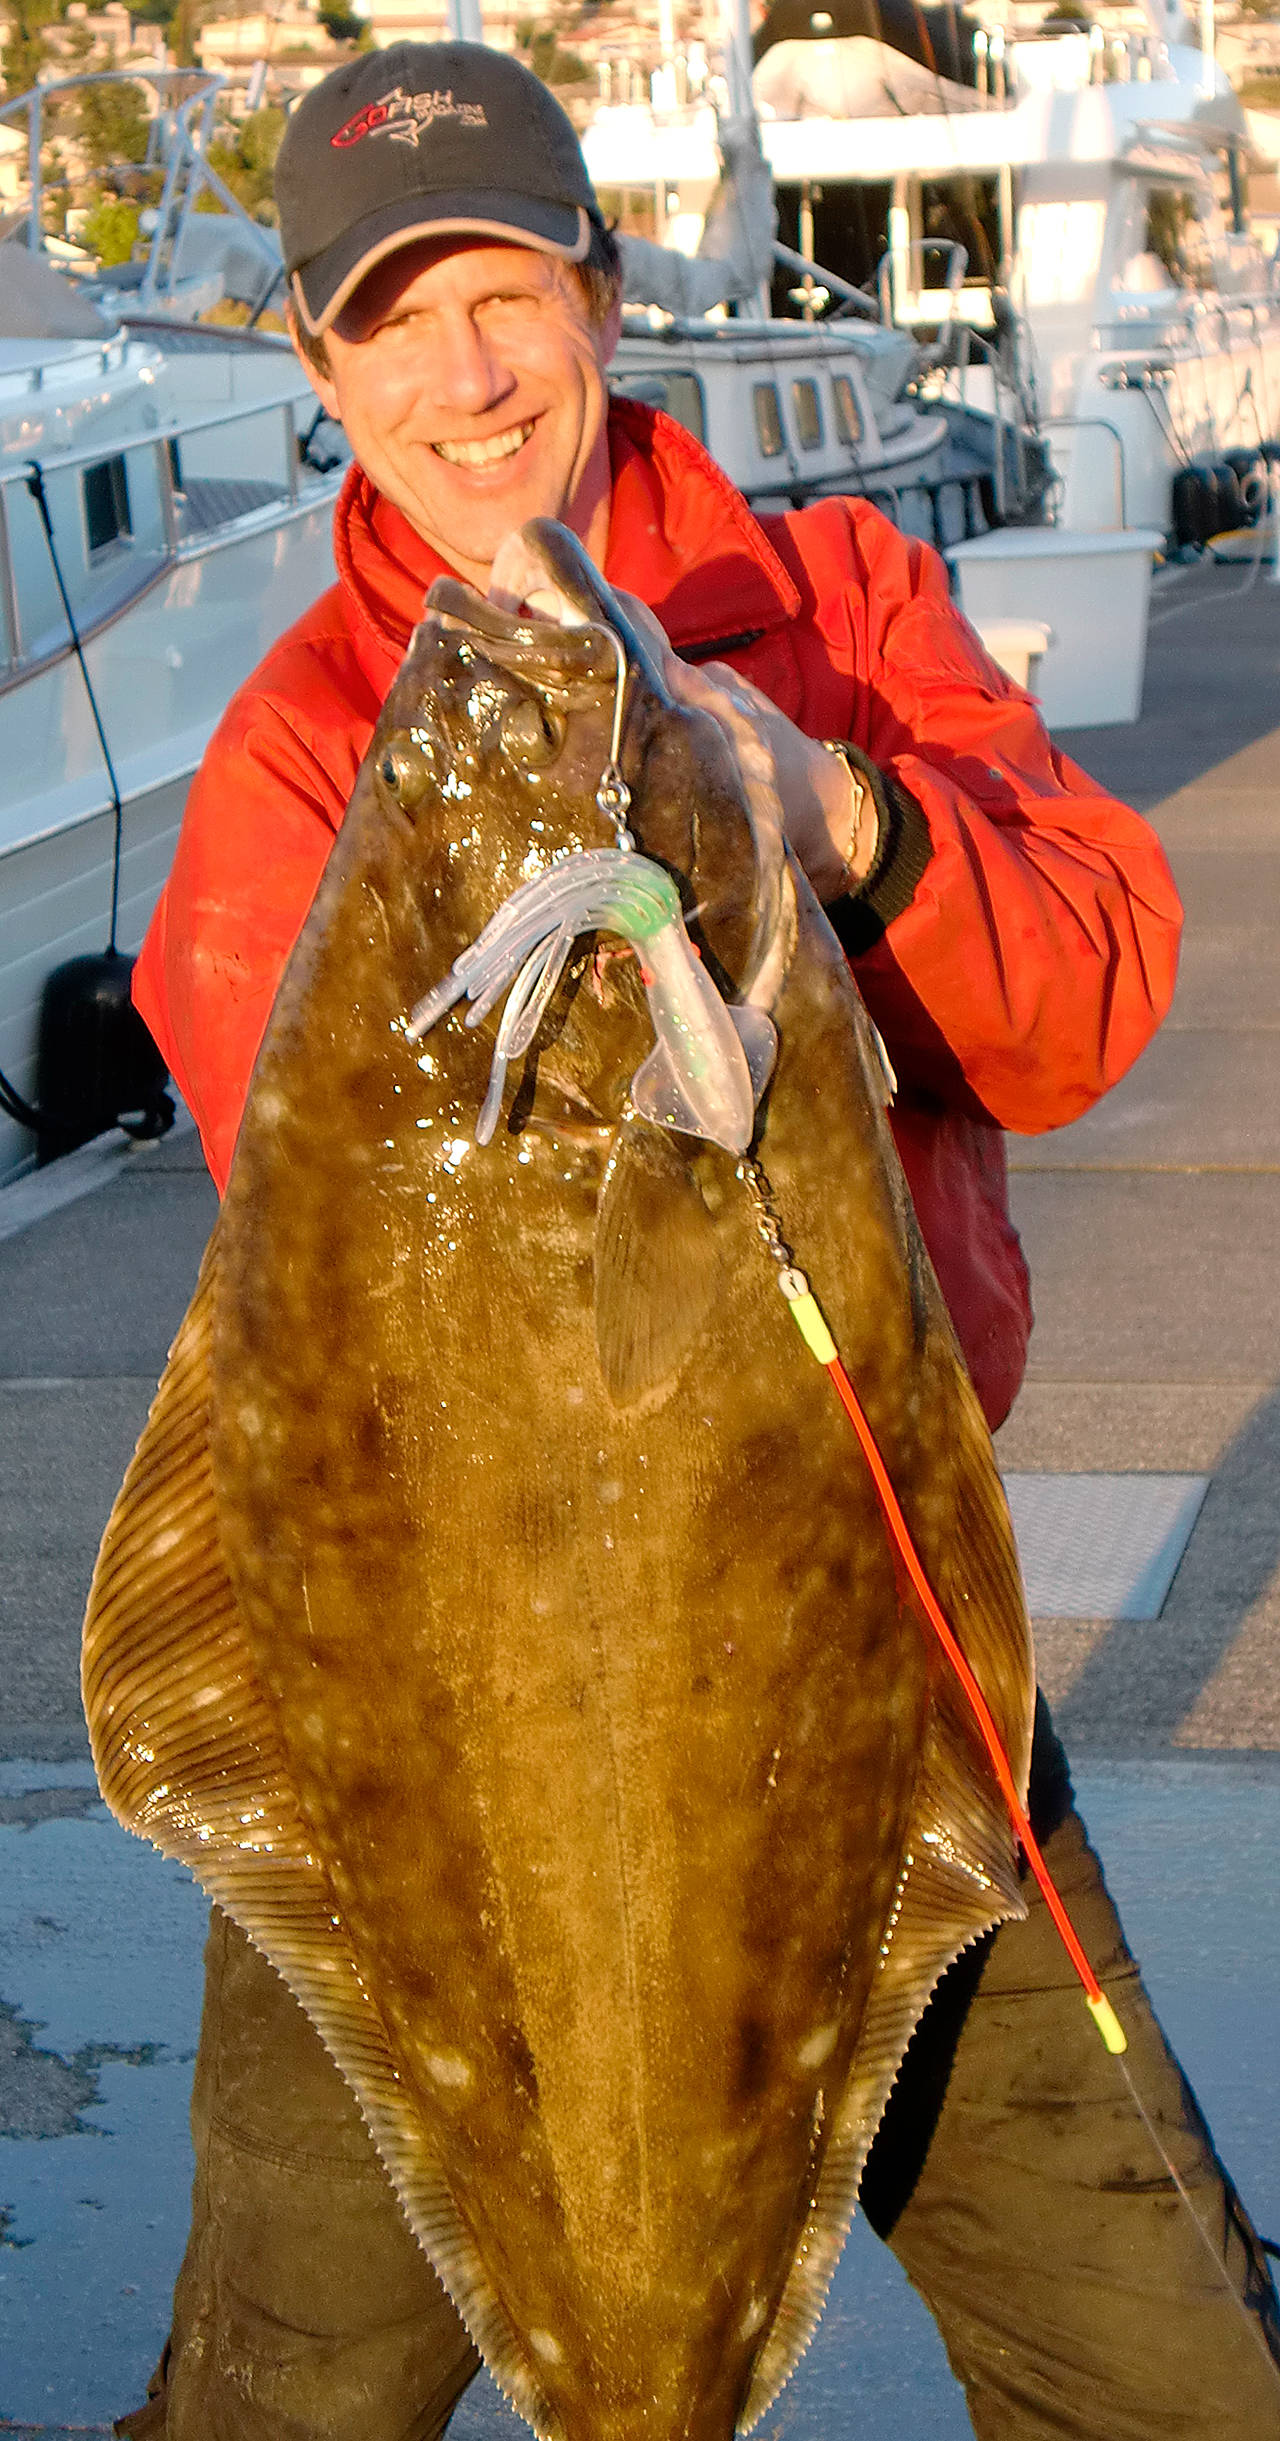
[{"x1": 2, "y1": 555, "x2": 1279, "y2": 2437}]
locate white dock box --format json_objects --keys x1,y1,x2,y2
[{"x1": 947, "y1": 526, "x2": 1163, "y2": 730}]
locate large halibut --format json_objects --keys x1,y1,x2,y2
[{"x1": 84, "y1": 521, "x2": 1034, "y2": 2441}]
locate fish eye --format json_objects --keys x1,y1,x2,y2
[
  {"x1": 378, "y1": 736, "x2": 435, "y2": 811},
  {"x1": 500, "y1": 697, "x2": 564, "y2": 769}
]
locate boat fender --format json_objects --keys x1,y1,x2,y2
[
  {"x1": 1172, "y1": 459, "x2": 1245, "y2": 551},
  {"x1": 31, "y1": 951, "x2": 173, "y2": 1167}
]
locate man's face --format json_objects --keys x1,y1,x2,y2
[{"x1": 296, "y1": 234, "x2": 619, "y2": 589}]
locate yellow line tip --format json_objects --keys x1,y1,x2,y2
[
  {"x1": 786, "y1": 1292, "x2": 838, "y2": 1367},
  {"x1": 1087, "y1": 1993, "x2": 1128, "y2": 2055}
]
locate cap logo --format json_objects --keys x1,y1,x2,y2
[{"x1": 331, "y1": 85, "x2": 488, "y2": 150}]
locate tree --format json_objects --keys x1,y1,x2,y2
[
  {"x1": 168, "y1": 0, "x2": 201, "y2": 69},
  {"x1": 522, "y1": 23, "x2": 594, "y2": 83},
  {"x1": 2, "y1": 0, "x2": 61, "y2": 101},
  {"x1": 75, "y1": 75, "x2": 151, "y2": 171},
  {"x1": 319, "y1": 6, "x2": 366, "y2": 36},
  {"x1": 203, "y1": 103, "x2": 286, "y2": 220}
]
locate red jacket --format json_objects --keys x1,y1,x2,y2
[{"x1": 134, "y1": 401, "x2": 1181, "y2": 1428}]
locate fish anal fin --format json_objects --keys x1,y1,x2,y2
[
  {"x1": 81, "y1": 1239, "x2": 563, "y2": 2441},
  {"x1": 594, "y1": 1117, "x2": 722, "y2": 1404}
]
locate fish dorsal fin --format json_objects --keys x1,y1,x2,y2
[
  {"x1": 739, "y1": 1345, "x2": 1033, "y2": 2429},
  {"x1": 81, "y1": 1239, "x2": 563, "y2": 2441},
  {"x1": 593, "y1": 1115, "x2": 722, "y2": 1404}
]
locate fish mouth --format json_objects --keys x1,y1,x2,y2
[
  {"x1": 424, "y1": 579, "x2": 618, "y2": 710},
  {"x1": 425, "y1": 521, "x2": 673, "y2": 707}
]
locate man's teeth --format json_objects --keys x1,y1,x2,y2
[{"x1": 433, "y1": 423, "x2": 534, "y2": 468}]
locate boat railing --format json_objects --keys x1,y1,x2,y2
[
  {"x1": 0, "y1": 382, "x2": 339, "y2": 684},
  {"x1": 772, "y1": 243, "x2": 880, "y2": 323},
  {"x1": 1008, "y1": 27, "x2": 1175, "y2": 93},
  {"x1": 903, "y1": 301, "x2": 1043, "y2": 528},
  {"x1": 876, "y1": 243, "x2": 990, "y2": 340},
  {"x1": 0, "y1": 68, "x2": 285, "y2": 319}
]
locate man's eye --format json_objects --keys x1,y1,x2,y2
[{"x1": 480, "y1": 290, "x2": 541, "y2": 316}]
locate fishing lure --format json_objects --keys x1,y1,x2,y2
[{"x1": 407, "y1": 847, "x2": 776, "y2": 1155}]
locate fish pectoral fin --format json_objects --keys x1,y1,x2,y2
[
  {"x1": 740, "y1": 1345, "x2": 1034, "y2": 2431},
  {"x1": 81, "y1": 1242, "x2": 558, "y2": 2440},
  {"x1": 594, "y1": 1116, "x2": 722, "y2": 1404}
]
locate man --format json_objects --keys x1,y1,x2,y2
[{"x1": 122, "y1": 41, "x2": 1280, "y2": 2440}]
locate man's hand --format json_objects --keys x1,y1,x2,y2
[{"x1": 612, "y1": 593, "x2": 878, "y2": 904}]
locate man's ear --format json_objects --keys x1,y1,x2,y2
[{"x1": 286, "y1": 302, "x2": 341, "y2": 422}]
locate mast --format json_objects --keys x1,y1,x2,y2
[
  {"x1": 721, "y1": 0, "x2": 755, "y2": 123},
  {"x1": 446, "y1": 0, "x2": 483, "y2": 41}
]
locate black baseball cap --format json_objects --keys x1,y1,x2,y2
[{"x1": 276, "y1": 41, "x2": 606, "y2": 336}]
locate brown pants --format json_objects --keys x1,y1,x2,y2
[{"x1": 119, "y1": 1801, "x2": 1280, "y2": 2441}]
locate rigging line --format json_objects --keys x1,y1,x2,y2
[
  {"x1": 24, "y1": 460, "x2": 126, "y2": 954},
  {"x1": 1112, "y1": 2047, "x2": 1280, "y2": 2395},
  {"x1": 1138, "y1": 378, "x2": 1193, "y2": 471}
]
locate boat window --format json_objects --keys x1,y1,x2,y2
[
  {"x1": 792, "y1": 379, "x2": 823, "y2": 451},
  {"x1": 83, "y1": 456, "x2": 132, "y2": 555},
  {"x1": 609, "y1": 369, "x2": 706, "y2": 443},
  {"x1": 753, "y1": 384, "x2": 784, "y2": 458},
  {"x1": 832, "y1": 375, "x2": 863, "y2": 447}
]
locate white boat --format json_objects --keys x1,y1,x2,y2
[
  {"x1": 602, "y1": 51, "x2": 1048, "y2": 547},
  {"x1": 0, "y1": 78, "x2": 348, "y2": 1185},
  {"x1": 609, "y1": 301, "x2": 1046, "y2": 546},
  {"x1": 584, "y1": 0, "x2": 1280, "y2": 540}
]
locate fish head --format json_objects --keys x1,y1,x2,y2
[{"x1": 364, "y1": 519, "x2": 788, "y2": 1143}]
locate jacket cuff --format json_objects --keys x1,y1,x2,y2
[{"x1": 826, "y1": 743, "x2": 933, "y2": 957}]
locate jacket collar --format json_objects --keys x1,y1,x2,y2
[{"x1": 332, "y1": 398, "x2": 802, "y2": 694}]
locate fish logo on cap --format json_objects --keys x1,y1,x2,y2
[{"x1": 331, "y1": 86, "x2": 489, "y2": 150}]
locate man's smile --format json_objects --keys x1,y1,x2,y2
[{"x1": 431, "y1": 421, "x2": 536, "y2": 468}]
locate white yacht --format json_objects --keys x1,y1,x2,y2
[
  {"x1": 584, "y1": 0, "x2": 1280, "y2": 539},
  {"x1": 608, "y1": 305, "x2": 1046, "y2": 546},
  {"x1": 0, "y1": 120, "x2": 347, "y2": 1184}
]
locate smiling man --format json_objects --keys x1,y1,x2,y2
[
  {"x1": 121, "y1": 40, "x2": 1280, "y2": 2441},
  {"x1": 298, "y1": 235, "x2": 617, "y2": 584}
]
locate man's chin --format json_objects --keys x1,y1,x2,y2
[{"x1": 422, "y1": 481, "x2": 576, "y2": 581}]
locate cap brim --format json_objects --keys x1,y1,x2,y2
[{"x1": 291, "y1": 192, "x2": 593, "y2": 336}]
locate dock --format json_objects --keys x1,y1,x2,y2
[{"x1": 2, "y1": 553, "x2": 1279, "y2": 2437}]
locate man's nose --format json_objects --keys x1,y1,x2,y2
[{"x1": 431, "y1": 312, "x2": 515, "y2": 414}]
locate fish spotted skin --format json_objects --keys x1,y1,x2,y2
[{"x1": 83, "y1": 521, "x2": 1034, "y2": 2441}]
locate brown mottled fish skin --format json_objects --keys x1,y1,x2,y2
[{"x1": 83, "y1": 521, "x2": 1034, "y2": 2441}]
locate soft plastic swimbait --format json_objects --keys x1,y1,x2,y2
[{"x1": 406, "y1": 847, "x2": 776, "y2": 1155}]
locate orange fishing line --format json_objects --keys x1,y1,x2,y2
[{"x1": 779, "y1": 1276, "x2": 1125, "y2": 2054}]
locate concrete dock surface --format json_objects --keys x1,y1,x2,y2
[{"x1": 2, "y1": 555, "x2": 1279, "y2": 2435}]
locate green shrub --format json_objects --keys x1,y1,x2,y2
[{"x1": 80, "y1": 193, "x2": 141, "y2": 268}]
